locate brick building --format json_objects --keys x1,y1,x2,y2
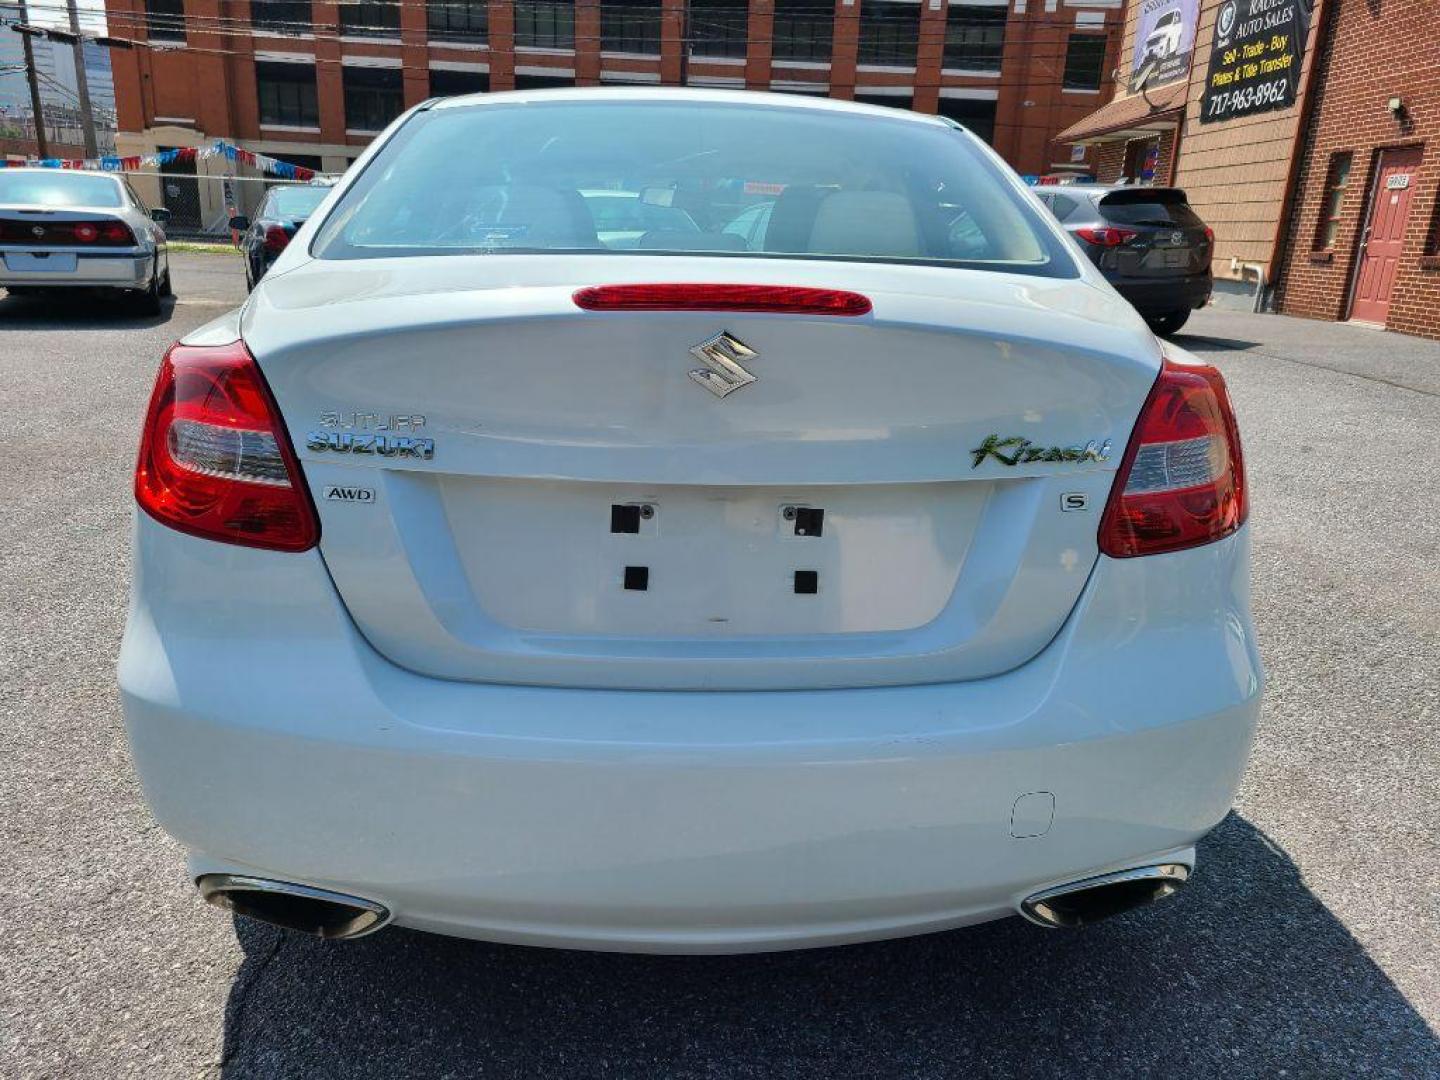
[
  {"x1": 1271, "y1": 0, "x2": 1440, "y2": 338},
  {"x1": 101, "y1": 0, "x2": 1127, "y2": 230}
]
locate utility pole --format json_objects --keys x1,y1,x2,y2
[
  {"x1": 63, "y1": 0, "x2": 96, "y2": 157},
  {"x1": 13, "y1": 0, "x2": 48, "y2": 157}
]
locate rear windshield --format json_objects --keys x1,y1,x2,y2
[
  {"x1": 0, "y1": 172, "x2": 123, "y2": 208},
  {"x1": 1097, "y1": 190, "x2": 1204, "y2": 227},
  {"x1": 312, "y1": 99, "x2": 1075, "y2": 277},
  {"x1": 265, "y1": 185, "x2": 330, "y2": 218}
]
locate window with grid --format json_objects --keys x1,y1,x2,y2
[
  {"x1": 772, "y1": 0, "x2": 832, "y2": 63},
  {"x1": 256, "y1": 62, "x2": 319, "y2": 126},
  {"x1": 858, "y1": 1, "x2": 919, "y2": 67},
  {"x1": 430, "y1": 68, "x2": 490, "y2": 96},
  {"x1": 689, "y1": 0, "x2": 749, "y2": 59},
  {"x1": 943, "y1": 6, "x2": 1006, "y2": 71},
  {"x1": 251, "y1": 0, "x2": 311, "y2": 35},
  {"x1": 1061, "y1": 33, "x2": 1107, "y2": 90},
  {"x1": 339, "y1": 0, "x2": 400, "y2": 37},
  {"x1": 428, "y1": 0, "x2": 488, "y2": 43},
  {"x1": 343, "y1": 66, "x2": 404, "y2": 130},
  {"x1": 601, "y1": 0, "x2": 662, "y2": 54},
  {"x1": 1315, "y1": 152, "x2": 1352, "y2": 250},
  {"x1": 144, "y1": 0, "x2": 186, "y2": 41},
  {"x1": 514, "y1": 1, "x2": 576, "y2": 48}
]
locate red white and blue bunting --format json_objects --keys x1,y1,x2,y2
[{"x1": 0, "y1": 141, "x2": 317, "y2": 181}]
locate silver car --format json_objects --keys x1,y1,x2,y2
[{"x1": 0, "y1": 168, "x2": 172, "y2": 314}]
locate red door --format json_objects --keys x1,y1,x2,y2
[{"x1": 1350, "y1": 147, "x2": 1423, "y2": 325}]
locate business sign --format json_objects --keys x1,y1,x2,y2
[
  {"x1": 1200, "y1": 0, "x2": 1312, "y2": 123},
  {"x1": 1131, "y1": 0, "x2": 1200, "y2": 87}
]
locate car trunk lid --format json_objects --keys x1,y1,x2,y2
[{"x1": 245, "y1": 254, "x2": 1159, "y2": 690}]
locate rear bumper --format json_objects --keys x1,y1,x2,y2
[
  {"x1": 1111, "y1": 272, "x2": 1213, "y2": 316},
  {"x1": 119, "y1": 518, "x2": 1262, "y2": 953},
  {"x1": 1, "y1": 247, "x2": 152, "y2": 289}
]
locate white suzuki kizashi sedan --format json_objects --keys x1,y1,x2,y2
[{"x1": 119, "y1": 89, "x2": 1260, "y2": 951}]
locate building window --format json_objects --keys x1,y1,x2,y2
[
  {"x1": 513, "y1": 74, "x2": 574, "y2": 89},
  {"x1": 936, "y1": 96, "x2": 996, "y2": 144},
  {"x1": 428, "y1": 0, "x2": 488, "y2": 43},
  {"x1": 429, "y1": 68, "x2": 489, "y2": 96},
  {"x1": 1316, "y1": 152, "x2": 1353, "y2": 250},
  {"x1": 601, "y1": 0, "x2": 662, "y2": 54},
  {"x1": 144, "y1": 0, "x2": 186, "y2": 41},
  {"x1": 343, "y1": 66, "x2": 403, "y2": 131},
  {"x1": 854, "y1": 93, "x2": 914, "y2": 113},
  {"x1": 943, "y1": 6, "x2": 1006, "y2": 71},
  {"x1": 251, "y1": 0, "x2": 311, "y2": 35},
  {"x1": 772, "y1": 0, "x2": 832, "y2": 63},
  {"x1": 339, "y1": 0, "x2": 400, "y2": 38},
  {"x1": 858, "y1": 1, "x2": 919, "y2": 67},
  {"x1": 256, "y1": 62, "x2": 318, "y2": 127},
  {"x1": 1062, "y1": 33, "x2": 1107, "y2": 90},
  {"x1": 689, "y1": 0, "x2": 749, "y2": 59},
  {"x1": 514, "y1": 1, "x2": 575, "y2": 49}
]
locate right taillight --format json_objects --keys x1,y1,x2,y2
[
  {"x1": 1098, "y1": 357, "x2": 1247, "y2": 558},
  {"x1": 135, "y1": 340, "x2": 319, "y2": 552}
]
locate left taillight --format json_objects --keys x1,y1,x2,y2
[
  {"x1": 1074, "y1": 226, "x2": 1137, "y2": 248},
  {"x1": 135, "y1": 340, "x2": 319, "y2": 552},
  {"x1": 1098, "y1": 357, "x2": 1247, "y2": 558}
]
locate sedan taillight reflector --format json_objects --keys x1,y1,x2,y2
[
  {"x1": 0, "y1": 218, "x2": 135, "y2": 246},
  {"x1": 1098, "y1": 358, "x2": 1247, "y2": 558},
  {"x1": 573, "y1": 284, "x2": 872, "y2": 316},
  {"x1": 135, "y1": 341, "x2": 319, "y2": 552}
]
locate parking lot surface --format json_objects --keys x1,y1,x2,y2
[{"x1": 1, "y1": 254, "x2": 1436, "y2": 1078}]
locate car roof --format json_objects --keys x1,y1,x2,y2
[
  {"x1": 426, "y1": 87, "x2": 960, "y2": 129},
  {"x1": 1045, "y1": 185, "x2": 1189, "y2": 200},
  {"x1": 0, "y1": 167, "x2": 123, "y2": 183}
]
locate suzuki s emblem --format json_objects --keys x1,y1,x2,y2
[{"x1": 688, "y1": 331, "x2": 758, "y2": 398}]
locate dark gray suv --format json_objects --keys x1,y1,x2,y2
[{"x1": 1038, "y1": 185, "x2": 1212, "y2": 336}]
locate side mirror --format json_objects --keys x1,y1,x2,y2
[
  {"x1": 228, "y1": 215, "x2": 250, "y2": 232},
  {"x1": 149, "y1": 207, "x2": 171, "y2": 224}
]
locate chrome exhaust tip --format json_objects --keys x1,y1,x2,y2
[
  {"x1": 197, "y1": 874, "x2": 391, "y2": 940},
  {"x1": 1019, "y1": 863, "x2": 1190, "y2": 929}
]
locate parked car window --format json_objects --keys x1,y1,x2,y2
[
  {"x1": 314, "y1": 100, "x2": 1073, "y2": 276},
  {"x1": 1096, "y1": 190, "x2": 1204, "y2": 227},
  {"x1": 265, "y1": 185, "x2": 331, "y2": 218},
  {"x1": 0, "y1": 172, "x2": 123, "y2": 207},
  {"x1": 1049, "y1": 193, "x2": 1080, "y2": 221}
]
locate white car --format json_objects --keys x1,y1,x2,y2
[
  {"x1": 0, "y1": 168, "x2": 171, "y2": 313},
  {"x1": 1145, "y1": 10, "x2": 1185, "y2": 61},
  {"x1": 120, "y1": 90, "x2": 1260, "y2": 952}
]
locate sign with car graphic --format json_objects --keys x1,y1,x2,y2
[{"x1": 1131, "y1": 0, "x2": 1199, "y2": 87}]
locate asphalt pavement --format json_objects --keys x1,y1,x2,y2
[{"x1": 0, "y1": 254, "x2": 1436, "y2": 1078}]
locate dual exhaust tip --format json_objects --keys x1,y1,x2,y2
[
  {"x1": 1019, "y1": 863, "x2": 1190, "y2": 929},
  {"x1": 197, "y1": 874, "x2": 391, "y2": 940},
  {"x1": 198, "y1": 862, "x2": 1190, "y2": 942}
]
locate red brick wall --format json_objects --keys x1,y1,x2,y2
[{"x1": 1274, "y1": 0, "x2": 1440, "y2": 339}]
